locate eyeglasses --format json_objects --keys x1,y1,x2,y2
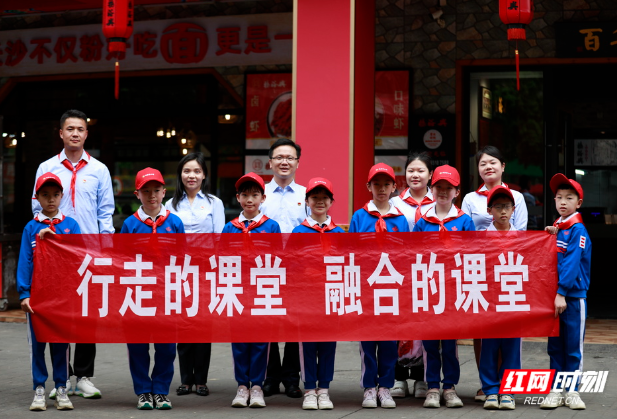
[
  {"x1": 271, "y1": 156, "x2": 298, "y2": 162},
  {"x1": 490, "y1": 204, "x2": 513, "y2": 211}
]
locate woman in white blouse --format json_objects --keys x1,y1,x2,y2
[{"x1": 165, "y1": 152, "x2": 225, "y2": 397}]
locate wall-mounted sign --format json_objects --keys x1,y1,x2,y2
[
  {"x1": 482, "y1": 87, "x2": 492, "y2": 119},
  {"x1": 410, "y1": 115, "x2": 456, "y2": 168},
  {"x1": 556, "y1": 22, "x2": 617, "y2": 58},
  {"x1": 375, "y1": 70, "x2": 409, "y2": 150},
  {"x1": 575, "y1": 139, "x2": 617, "y2": 166}
]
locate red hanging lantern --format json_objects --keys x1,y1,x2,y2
[
  {"x1": 499, "y1": 0, "x2": 534, "y2": 90},
  {"x1": 102, "y1": 0, "x2": 134, "y2": 99}
]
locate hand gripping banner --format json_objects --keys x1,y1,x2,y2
[{"x1": 31, "y1": 232, "x2": 559, "y2": 343}]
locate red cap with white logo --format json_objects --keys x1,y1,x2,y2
[
  {"x1": 431, "y1": 165, "x2": 460, "y2": 187},
  {"x1": 367, "y1": 163, "x2": 396, "y2": 183},
  {"x1": 135, "y1": 167, "x2": 165, "y2": 190},
  {"x1": 306, "y1": 177, "x2": 334, "y2": 196},
  {"x1": 550, "y1": 173, "x2": 584, "y2": 200},
  {"x1": 235, "y1": 172, "x2": 265, "y2": 192},
  {"x1": 35, "y1": 172, "x2": 63, "y2": 193},
  {"x1": 487, "y1": 185, "x2": 514, "y2": 207}
]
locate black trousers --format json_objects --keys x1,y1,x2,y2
[
  {"x1": 177, "y1": 343, "x2": 212, "y2": 385},
  {"x1": 68, "y1": 343, "x2": 96, "y2": 378},
  {"x1": 395, "y1": 362, "x2": 425, "y2": 381},
  {"x1": 265, "y1": 342, "x2": 300, "y2": 387}
]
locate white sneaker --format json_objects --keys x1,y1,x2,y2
[
  {"x1": 302, "y1": 390, "x2": 318, "y2": 410},
  {"x1": 378, "y1": 387, "x2": 396, "y2": 408},
  {"x1": 75, "y1": 377, "x2": 101, "y2": 399},
  {"x1": 49, "y1": 379, "x2": 72, "y2": 399},
  {"x1": 390, "y1": 380, "x2": 409, "y2": 398},
  {"x1": 423, "y1": 388, "x2": 440, "y2": 408},
  {"x1": 362, "y1": 387, "x2": 377, "y2": 408},
  {"x1": 136, "y1": 393, "x2": 153, "y2": 410},
  {"x1": 443, "y1": 388, "x2": 463, "y2": 408},
  {"x1": 483, "y1": 394, "x2": 499, "y2": 410},
  {"x1": 414, "y1": 380, "x2": 428, "y2": 398},
  {"x1": 317, "y1": 388, "x2": 333, "y2": 410},
  {"x1": 540, "y1": 390, "x2": 565, "y2": 409},
  {"x1": 499, "y1": 394, "x2": 515, "y2": 410},
  {"x1": 30, "y1": 386, "x2": 46, "y2": 411},
  {"x1": 249, "y1": 385, "x2": 266, "y2": 408},
  {"x1": 54, "y1": 386, "x2": 74, "y2": 410},
  {"x1": 565, "y1": 391, "x2": 586, "y2": 410},
  {"x1": 231, "y1": 386, "x2": 249, "y2": 408}
]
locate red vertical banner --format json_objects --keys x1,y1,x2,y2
[
  {"x1": 374, "y1": 71, "x2": 409, "y2": 150},
  {"x1": 245, "y1": 73, "x2": 293, "y2": 150}
]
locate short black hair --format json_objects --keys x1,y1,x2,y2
[
  {"x1": 405, "y1": 151, "x2": 433, "y2": 173},
  {"x1": 305, "y1": 186, "x2": 333, "y2": 202},
  {"x1": 237, "y1": 181, "x2": 264, "y2": 195},
  {"x1": 268, "y1": 138, "x2": 301, "y2": 159},
  {"x1": 488, "y1": 193, "x2": 514, "y2": 207},
  {"x1": 475, "y1": 145, "x2": 504, "y2": 165},
  {"x1": 556, "y1": 183, "x2": 580, "y2": 200},
  {"x1": 60, "y1": 109, "x2": 87, "y2": 129}
]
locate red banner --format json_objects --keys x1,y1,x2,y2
[
  {"x1": 375, "y1": 70, "x2": 409, "y2": 150},
  {"x1": 31, "y1": 232, "x2": 559, "y2": 343}
]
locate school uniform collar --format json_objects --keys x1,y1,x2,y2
[
  {"x1": 36, "y1": 210, "x2": 64, "y2": 222},
  {"x1": 425, "y1": 204, "x2": 458, "y2": 219},
  {"x1": 137, "y1": 205, "x2": 167, "y2": 222},
  {"x1": 486, "y1": 222, "x2": 517, "y2": 232},
  {"x1": 555, "y1": 211, "x2": 579, "y2": 224},
  {"x1": 270, "y1": 179, "x2": 299, "y2": 193},
  {"x1": 367, "y1": 200, "x2": 401, "y2": 216},
  {"x1": 402, "y1": 188, "x2": 433, "y2": 201},
  {"x1": 306, "y1": 215, "x2": 331, "y2": 228},
  {"x1": 59, "y1": 149, "x2": 90, "y2": 164},
  {"x1": 239, "y1": 211, "x2": 264, "y2": 224}
]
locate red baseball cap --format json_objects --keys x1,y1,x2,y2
[
  {"x1": 235, "y1": 172, "x2": 265, "y2": 192},
  {"x1": 431, "y1": 165, "x2": 460, "y2": 187},
  {"x1": 367, "y1": 163, "x2": 396, "y2": 183},
  {"x1": 35, "y1": 172, "x2": 63, "y2": 193},
  {"x1": 550, "y1": 173, "x2": 584, "y2": 199},
  {"x1": 487, "y1": 185, "x2": 514, "y2": 207},
  {"x1": 306, "y1": 177, "x2": 334, "y2": 196},
  {"x1": 135, "y1": 167, "x2": 165, "y2": 190}
]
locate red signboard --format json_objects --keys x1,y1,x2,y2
[{"x1": 375, "y1": 70, "x2": 409, "y2": 150}]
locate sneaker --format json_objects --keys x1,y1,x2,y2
[
  {"x1": 136, "y1": 393, "x2": 154, "y2": 410},
  {"x1": 317, "y1": 388, "x2": 333, "y2": 410},
  {"x1": 540, "y1": 390, "x2": 564, "y2": 409},
  {"x1": 50, "y1": 379, "x2": 72, "y2": 399},
  {"x1": 302, "y1": 390, "x2": 318, "y2": 410},
  {"x1": 443, "y1": 388, "x2": 463, "y2": 408},
  {"x1": 153, "y1": 394, "x2": 172, "y2": 410},
  {"x1": 30, "y1": 386, "x2": 46, "y2": 411},
  {"x1": 362, "y1": 387, "x2": 377, "y2": 408},
  {"x1": 565, "y1": 391, "x2": 586, "y2": 410},
  {"x1": 54, "y1": 386, "x2": 74, "y2": 410},
  {"x1": 414, "y1": 380, "x2": 428, "y2": 398},
  {"x1": 75, "y1": 377, "x2": 102, "y2": 399},
  {"x1": 231, "y1": 386, "x2": 249, "y2": 408},
  {"x1": 475, "y1": 388, "x2": 486, "y2": 402},
  {"x1": 423, "y1": 388, "x2": 440, "y2": 408},
  {"x1": 249, "y1": 385, "x2": 266, "y2": 408},
  {"x1": 390, "y1": 380, "x2": 409, "y2": 398},
  {"x1": 378, "y1": 387, "x2": 396, "y2": 408},
  {"x1": 483, "y1": 394, "x2": 499, "y2": 410},
  {"x1": 499, "y1": 394, "x2": 515, "y2": 410}
]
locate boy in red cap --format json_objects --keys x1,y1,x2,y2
[
  {"x1": 222, "y1": 172, "x2": 280, "y2": 409},
  {"x1": 121, "y1": 168, "x2": 184, "y2": 410},
  {"x1": 17, "y1": 172, "x2": 80, "y2": 411},
  {"x1": 291, "y1": 178, "x2": 343, "y2": 410},
  {"x1": 540, "y1": 174, "x2": 591, "y2": 410},
  {"x1": 413, "y1": 165, "x2": 474, "y2": 409},
  {"x1": 349, "y1": 163, "x2": 409, "y2": 409}
]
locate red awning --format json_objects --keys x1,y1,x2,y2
[{"x1": 1, "y1": 0, "x2": 205, "y2": 16}]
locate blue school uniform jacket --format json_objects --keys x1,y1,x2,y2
[
  {"x1": 413, "y1": 205, "x2": 476, "y2": 232},
  {"x1": 348, "y1": 202, "x2": 410, "y2": 233},
  {"x1": 222, "y1": 215, "x2": 281, "y2": 233},
  {"x1": 121, "y1": 210, "x2": 185, "y2": 234},
  {"x1": 555, "y1": 214, "x2": 591, "y2": 298},
  {"x1": 292, "y1": 218, "x2": 345, "y2": 233}
]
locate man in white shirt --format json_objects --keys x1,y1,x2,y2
[
  {"x1": 32, "y1": 109, "x2": 114, "y2": 399},
  {"x1": 260, "y1": 138, "x2": 306, "y2": 398}
]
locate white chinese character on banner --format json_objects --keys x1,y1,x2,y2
[
  {"x1": 394, "y1": 90, "x2": 404, "y2": 101},
  {"x1": 393, "y1": 117, "x2": 404, "y2": 130},
  {"x1": 393, "y1": 103, "x2": 405, "y2": 116},
  {"x1": 76, "y1": 254, "x2": 114, "y2": 317},
  {"x1": 527, "y1": 371, "x2": 553, "y2": 393},
  {"x1": 554, "y1": 370, "x2": 583, "y2": 392},
  {"x1": 249, "y1": 120, "x2": 260, "y2": 132},
  {"x1": 411, "y1": 253, "x2": 445, "y2": 314},
  {"x1": 494, "y1": 252, "x2": 530, "y2": 312},
  {"x1": 278, "y1": 80, "x2": 286, "y2": 88},
  {"x1": 579, "y1": 371, "x2": 609, "y2": 393},
  {"x1": 367, "y1": 253, "x2": 404, "y2": 315},
  {"x1": 206, "y1": 255, "x2": 244, "y2": 316},
  {"x1": 119, "y1": 254, "x2": 157, "y2": 316},
  {"x1": 453, "y1": 253, "x2": 489, "y2": 313},
  {"x1": 165, "y1": 255, "x2": 199, "y2": 317},
  {"x1": 251, "y1": 254, "x2": 286, "y2": 315},
  {"x1": 324, "y1": 256, "x2": 345, "y2": 315},
  {"x1": 263, "y1": 81, "x2": 270, "y2": 88},
  {"x1": 250, "y1": 95, "x2": 259, "y2": 107}
]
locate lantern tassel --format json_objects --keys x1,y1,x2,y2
[
  {"x1": 515, "y1": 42, "x2": 520, "y2": 91},
  {"x1": 115, "y1": 61, "x2": 120, "y2": 100}
]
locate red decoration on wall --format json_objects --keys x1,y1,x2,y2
[
  {"x1": 499, "y1": 0, "x2": 534, "y2": 90},
  {"x1": 102, "y1": 0, "x2": 134, "y2": 99}
]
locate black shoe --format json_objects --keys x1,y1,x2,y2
[
  {"x1": 196, "y1": 385, "x2": 209, "y2": 396},
  {"x1": 285, "y1": 384, "x2": 302, "y2": 398},
  {"x1": 262, "y1": 382, "x2": 280, "y2": 397},
  {"x1": 176, "y1": 385, "x2": 191, "y2": 396}
]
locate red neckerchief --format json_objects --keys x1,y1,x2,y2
[
  {"x1": 421, "y1": 205, "x2": 466, "y2": 231},
  {"x1": 58, "y1": 152, "x2": 90, "y2": 209},
  {"x1": 362, "y1": 202, "x2": 403, "y2": 233},
  {"x1": 36, "y1": 214, "x2": 65, "y2": 233},
  {"x1": 399, "y1": 188, "x2": 434, "y2": 222},
  {"x1": 230, "y1": 215, "x2": 270, "y2": 233},
  {"x1": 475, "y1": 182, "x2": 510, "y2": 197},
  {"x1": 300, "y1": 218, "x2": 338, "y2": 233},
  {"x1": 553, "y1": 213, "x2": 585, "y2": 230},
  {"x1": 133, "y1": 210, "x2": 170, "y2": 233}
]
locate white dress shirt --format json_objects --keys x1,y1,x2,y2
[
  {"x1": 306, "y1": 215, "x2": 331, "y2": 228},
  {"x1": 461, "y1": 184, "x2": 528, "y2": 231},
  {"x1": 391, "y1": 189, "x2": 434, "y2": 231},
  {"x1": 239, "y1": 211, "x2": 265, "y2": 224},
  {"x1": 165, "y1": 191, "x2": 225, "y2": 233},
  {"x1": 260, "y1": 179, "x2": 307, "y2": 233}
]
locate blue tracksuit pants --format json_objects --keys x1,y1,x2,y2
[
  {"x1": 479, "y1": 338, "x2": 522, "y2": 396},
  {"x1": 359, "y1": 341, "x2": 397, "y2": 389},
  {"x1": 127, "y1": 343, "x2": 176, "y2": 395},
  {"x1": 423, "y1": 339, "x2": 459, "y2": 390},
  {"x1": 27, "y1": 313, "x2": 69, "y2": 390},
  {"x1": 300, "y1": 342, "x2": 336, "y2": 389},
  {"x1": 548, "y1": 297, "x2": 586, "y2": 391},
  {"x1": 232, "y1": 342, "x2": 269, "y2": 388}
]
